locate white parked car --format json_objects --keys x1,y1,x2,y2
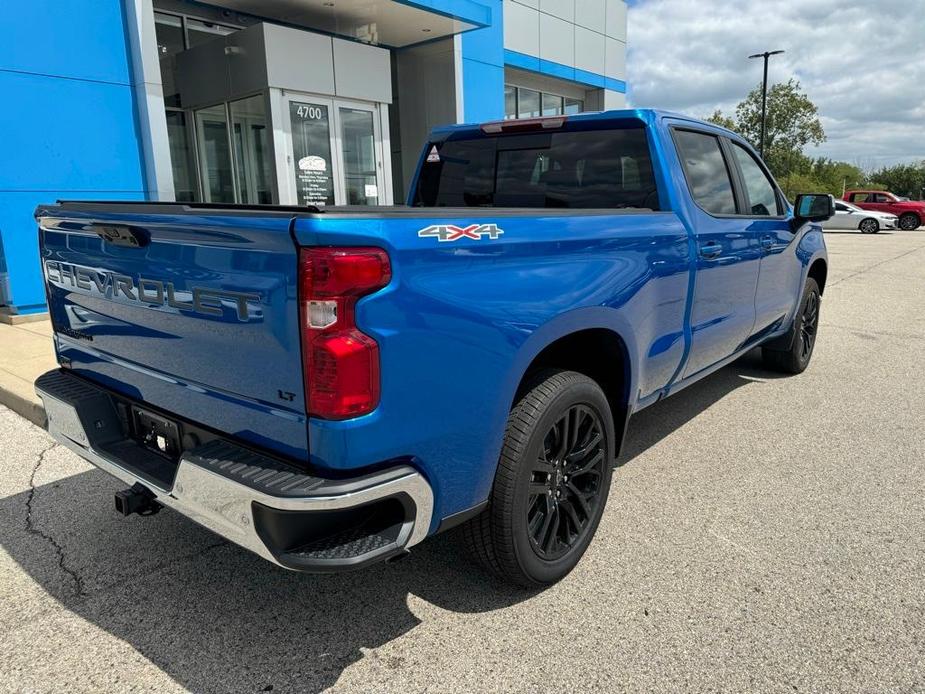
[{"x1": 822, "y1": 201, "x2": 898, "y2": 234}]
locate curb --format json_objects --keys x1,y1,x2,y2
[{"x1": 0, "y1": 385, "x2": 47, "y2": 429}]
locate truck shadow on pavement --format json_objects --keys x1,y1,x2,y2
[{"x1": 0, "y1": 349, "x2": 780, "y2": 693}]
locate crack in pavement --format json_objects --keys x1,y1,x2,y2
[{"x1": 23, "y1": 441, "x2": 87, "y2": 600}]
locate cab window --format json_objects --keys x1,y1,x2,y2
[
  {"x1": 673, "y1": 129, "x2": 737, "y2": 215},
  {"x1": 413, "y1": 124, "x2": 659, "y2": 209},
  {"x1": 730, "y1": 143, "x2": 781, "y2": 216}
]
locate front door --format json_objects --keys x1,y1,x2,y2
[
  {"x1": 726, "y1": 140, "x2": 800, "y2": 335},
  {"x1": 671, "y1": 128, "x2": 762, "y2": 378},
  {"x1": 282, "y1": 93, "x2": 386, "y2": 207}
]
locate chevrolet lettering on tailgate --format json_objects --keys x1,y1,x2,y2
[{"x1": 44, "y1": 260, "x2": 260, "y2": 321}]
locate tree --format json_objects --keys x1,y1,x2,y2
[
  {"x1": 706, "y1": 109, "x2": 737, "y2": 132},
  {"x1": 865, "y1": 162, "x2": 925, "y2": 199},
  {"x1": 707, "y1": 79, "x2": 825, "y2": 179}
]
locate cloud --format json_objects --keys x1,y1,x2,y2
[{"x1": 625, "y1": 0, "x2": 925, "y2": 167}]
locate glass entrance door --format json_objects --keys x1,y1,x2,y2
[
  {"x1": 338, "y1": 105, "x2": 380, "y2": 205},
  {"x1": 230, "y1": 95, "x2": 273, "y2": 204},
  {"x1": 287, "y1": 98, "x2": 337, "y2": 207},
  {"x1": 195, "y1": 104, "x2": 235, "y2": 203},
  {"x1": 283, "y1": 93, "x2": 386, "y2": 207}
]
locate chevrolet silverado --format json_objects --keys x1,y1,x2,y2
[{"x1": 34, "y1": 110, "x2": 831, "y2": 587}]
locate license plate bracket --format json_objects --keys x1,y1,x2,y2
[{"x1": 132, "y1": 407, "x2": 182, "y2": 461}]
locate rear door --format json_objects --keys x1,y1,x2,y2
[
  {"x1": 671, "y1": 128, "x2": 762, "y2": 378},
  {"x1": 867, "y1": 192, "x2": 893, "y2": 215},
  {"x1": 37, "y1": 202, "x2": 308, "y2": 459}
]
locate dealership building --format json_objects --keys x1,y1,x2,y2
[{"x1": 0, "y1": 0, "x2": 627, "y2": 319}]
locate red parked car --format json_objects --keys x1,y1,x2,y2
[{"x1": 843, "y1": 190, "x2": 925, "y2": 230}]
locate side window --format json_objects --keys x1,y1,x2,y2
[
  {"x1": 853, "y1": 193, "x2": 870, "y2": 203},
  {"x1": 730, "y1": 143, "x2": 781, "y2": 216},
  {"x1": 673, "y1": 130, "x2": 737, "y2": 215},
  {"x1": 835, "y1": 202, "x2": 848, "y2": 212}
]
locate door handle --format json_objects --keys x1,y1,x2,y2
[
  {"x1": 760, "y1": 234, "x2": 775, "y2": 250},
  {"x1": 699, "y1": 241, "x2": 723, "y2": 259}
]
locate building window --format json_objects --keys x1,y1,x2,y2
[
  {"x1": 154, "y1": 12, "x2": 185, "y2": 107},
  {"x1": 564, "y1": 97, "x2": 583, "y2": 115},
  {"x1": 230, "y1": 95, "x2": 274, "y2": 204},
  {"x1": 195, "y1": 104, "x2": 235, "y2": 203},
  {"x1": 517, "y1": 88, "x2": 541, "y2": 118},
  {"x1": 165, "y1": 111, "x2": 197, "y2": 202},
  {"x1": 504, "y1": 85, "x2": 584, "y2": 120},
  {"x1": 186, "y1": 17, "x2": 236, "y2": 48},
  {"x1": 154, "y1": 11, "x2": 238, "y2": 201},
  {"x1": 504, "y1": 86, "x2": 517, "y2": 120}
]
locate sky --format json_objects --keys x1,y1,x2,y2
[{"x1": 624, "y1": 0, "x2": 925, "y2": 169}]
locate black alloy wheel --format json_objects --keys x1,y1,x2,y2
[
  {"x1": 527, "y1": 405, "x2": 606, "y2": 561},
  {"x1": 799, "y1": 289, "x2": 819, "y2": 362},
  {"x1": 461, "y1": 369, "x2": 615, "y2": 587},
  {"x1": 761, "y1": 277, "x2": 821, "y2": 375}
]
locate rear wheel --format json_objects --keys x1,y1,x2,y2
[
  {"x1": 859, "y1": 218, "x2": 879, "y2": 234},
  {"x1": 462, "y1": 370, "x2": 614, "y2": 587},
  {"x1": 761, "y1": 278, "x2": 820, "y2": 374},
  {"x1": 899, "y1": 213, "x2": 921, "y2": 231}
]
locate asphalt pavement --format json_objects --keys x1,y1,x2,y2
[{"x1": 1, "y1": 229, "x2": 923, "y2": 693}]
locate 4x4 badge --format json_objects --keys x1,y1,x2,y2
[{"x1": 418, "y1": 223, "x2": 504, "y2": 242}]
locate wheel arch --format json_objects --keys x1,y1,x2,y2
[
  {"x1": 808, "y1": 257, "x2": 828, "y2": 295},
  {"x1": 511, "y1": 323, "x2": 634, "y2": 457}
]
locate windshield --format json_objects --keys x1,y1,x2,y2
[{"x1": 412, "y1": 124, "x2": 659, "y2": 209}]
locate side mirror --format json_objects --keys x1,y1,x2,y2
[{"x1": 792, "y1": 193, "x2": 834, "y2": 230}]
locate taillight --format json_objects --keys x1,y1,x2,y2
[{"x1": 298, "y1": 247, "x2": 391, "y2": 419}]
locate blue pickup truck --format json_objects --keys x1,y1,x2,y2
[{"x1": 34, "y1": 109, "x2": 831, "y2": 587}]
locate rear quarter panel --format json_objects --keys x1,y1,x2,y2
[{"x1": 294, "y1": 210, "x2": 691, "y2": 526}]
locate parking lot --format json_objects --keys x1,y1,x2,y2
[{"x1": 1, "y1": 229, "x2": 923, "y2": 693}]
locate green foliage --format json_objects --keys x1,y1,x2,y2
[
  {"x1": 705, "y1": 109, "x2": 737, "y2": 131},
  {"x1": 735, "y1": 79, "x2": 826, "y2": 177},
  {"x1": 865, "y1": 162, "x2": 925, "y2": 199},
  {"x1": 709, "y1": 79, "x2": 825, "y2": 179}
]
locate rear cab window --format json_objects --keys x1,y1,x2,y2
[
  {"x1": 672, "y1": 129, "x2": 737, "y2": 215},
  {"x1": 412, "y1": 121, "x2": 660, "y2": 210}
]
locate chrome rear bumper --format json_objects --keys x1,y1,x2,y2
[{"x1": 35, "y1": 369, "x2": 434, "y2": 572}]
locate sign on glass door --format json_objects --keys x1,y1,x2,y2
[{"x1": 289, "y1": 102, "x2": 335, "y2": 206}]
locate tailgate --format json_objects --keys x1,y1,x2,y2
[{"x1": 36, "y1": 202, "x2": 308, "y2": 460}]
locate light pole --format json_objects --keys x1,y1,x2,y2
[{"x1": 748, "y1": 50, "x2": 785, "y2": 159}]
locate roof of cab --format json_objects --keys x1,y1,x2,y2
[{"x1": 432, "y1": 108, "x2": 739, "y2": 140}]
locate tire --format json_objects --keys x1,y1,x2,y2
[
  {"x1": 461, "y1": 370, "x2": 615, "y2": 587},
  {"x1": 761, "y1": 278, "x2": 821, "y2": 374},
  {"x1": 899, "y1": 213, "x2": 921, "y2": 231},
  {"x1": 859, "y1": 218, "x2": 879, "y2": 234}
]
